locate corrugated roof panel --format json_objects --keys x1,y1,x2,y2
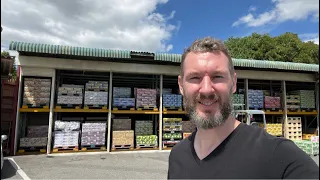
[{"x1": 8, "y1": 41, "x2": 319, "y2": 72}]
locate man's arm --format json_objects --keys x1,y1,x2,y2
[{"x1": 273, "y1": 140, "x2": 319, "y2": 179}]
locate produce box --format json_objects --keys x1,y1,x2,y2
[
  {"x1": 85, "y1": 81, "x2": 108, "y2": 91},
  {"x1": 23, "y1": 78, "x2": 52, "y2": 106},
  {"x1": 135, "y1": 88, "x2": 157, "y2": 107},
  {"x1": 113, "y1": 98, "x2": 135, "y2": 108},
  {"x1": 84, "y1": 91, "x2": 108, "y2": 105},
  {"x1": 289, "y1": 90, "x2": 315, "y2": 109},
  {"x1": 163, "y1": 133, "x2": 182, "y2": 140},
  {"x1": 163, "y1": 94, "x2": 182, "y2": 108},
  {"x1": 135, "y1": 120, "x2": 153, "y2": 135},
  {"x1": 232, "y1": 94, "x2": 244, "y2": 105},
  {"x1": 286, "y1": 95, "x2": 300, "y2": 109},
  {"x1": 19, "y1": 137, "x2": 48, "y2": 147},
  {"x1": 27, "y1": 125, "x2": 48, "y2": 137},
  {"x1": 53, "y1": 131, "x2": 79, "y2": 147},
  {"x1": 293, "y1": 140, "x2": 319, "y2": 155},
  {"x1": 264, "y1": 96, "x2": 281, "y2": 109},
  {"x1": 284, "y1": 117, "x2": 302, "y2": 140},
  {"x1": 113, "y1": 87, "x2": 131, "y2": 98},
  {"x1": 265, "y1": 123, "x2": 282, "y2": 136},
  {"x1": 112, "y1": 130, "x2": 134, "y2": 146},
  {"x1": 112, "y1": 118, "x2": 131, "y2": 131},
  {"x1": 157, "y1": 88, "x2": 173, "y2": 95},
  {"x1": 81, "y1": 122, "x2": 107, "y2": 146},
  {"x1": 248, "y1": 89, "x2": 264, "y2": 109},
  {"x1": 54, "y1": 121, "x2": 81, "y2": 132},
  {"x1": 136, "y1": 135, "x2": 158, "y2": 145},
  {"x1": 57, "y1": 84, "x2": 84, "y2": 105}
]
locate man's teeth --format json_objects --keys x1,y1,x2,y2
[{"x1": 200, "y1": 101, "x2": 215, "y2": 106}]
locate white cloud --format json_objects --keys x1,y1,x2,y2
[
  {"x1": 232, "y1": 0, "x2": 319, "y2": 27},
  {"x1": 249, "y1": 6, "x2": 257, "y2": 12},
  {"x1": 299, "y1": 33, "x2": 319, "y2": 44},
  {"x1": 1, "y1": 0, "x2": 179, "y2": 52}
]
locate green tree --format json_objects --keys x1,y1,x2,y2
[{"x1": 224, "y1": 32, "x2": 319, "y2": 64}]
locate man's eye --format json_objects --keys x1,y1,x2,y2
[
  {"x1": 215, "y1": 76, "x2": 223, "y2": 78},
  {"x1": 190, "y1": 77, "x2": 200, "y2": 80}
]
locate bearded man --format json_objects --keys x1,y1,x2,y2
[{"x1": 167, "y1": 37, "x2": 319, "y2": 179}]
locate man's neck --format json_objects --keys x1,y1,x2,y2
[{"x1": 194, "y1": 116, "x2": 240, "y2": 160}]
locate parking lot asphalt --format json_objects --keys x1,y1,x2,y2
[{"x1": 1, "y1": 152, "x2": 319, "y2": 179}]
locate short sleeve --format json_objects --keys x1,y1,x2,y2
[{"x1": 273, "y1": 140, "x2": 319, "y2": 179}]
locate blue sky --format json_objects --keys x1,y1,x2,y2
[
  {"x1": 158, "y1": 0, "x2": 319, "y2": 53},
  {"x1": 1, "y1": 0, "x2": 319, "y2": 55}
]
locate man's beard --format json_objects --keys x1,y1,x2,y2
[{"x1": 183, "y1": 90, "x2": 234, "y2": 130}]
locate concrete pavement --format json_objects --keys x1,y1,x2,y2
[{"x1": 1, "y1": 152, "x2": 319, "y2": 179}]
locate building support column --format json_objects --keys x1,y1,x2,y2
[
  {"x1": 106, "y1": 72, "x2": 113, "y2": 152},
  {"x1": 244, "y1": 79, "x2": 249, "y2": 110},
  {"x1": 46, "y1": 70, "x2": 56, "y2": 154},
  {"x1": 159, "y1": 75, "x2": 163, "y2": 150},
  {"x1": 281, "y1": 80, "x2": 287, "y2": 137},
  {"x1": 13, "y1": 67, "x2": 23, "y2": 155}
]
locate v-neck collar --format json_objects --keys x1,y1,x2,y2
[{"x1": 190, "y1": 123, "x2": 245, "y2": 165}]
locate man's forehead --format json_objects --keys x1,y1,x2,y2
[{"x1": 184, "y1": 51, "x2": 229, "y2": 68}]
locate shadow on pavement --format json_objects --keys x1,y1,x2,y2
[{"x1": 1, "y1": 159, "x2": 19, "y2": 179}]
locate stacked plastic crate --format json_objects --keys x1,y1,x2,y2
[
  {"x1": 163, "y1": 118, "x2": 182, "y2": 148},
  {"x1": 112, "y1": 118, "x2": 134, "y2": 150},
  {"x1": 57, "y1": 84, "x2": 83, "y2": 107},
  {"x1": 248, "y1": 89, "x2": 264, "y2": 109},
  {"x1": 293, "y1": 139, "x2": 319, "y2": 156},
  {"x1": 232, "y1": 94, "x2": 244, "y2": 110},
  {"x1": 284, "y1": 117, "x2": 302, "y2": 141},
  {"x1": 135, "y1": 120, "x2": 157, "y2": 148},
  {"x1": 264, "y1": 96, "x2": 281, "y2": 110},
  {"x1": 162, "y1": 94, "x2": 183, "y2": 109},
  {"x1": 84, "y1": 81, "x2": 108, "y2": 108},
  {"x1": 265, "y1": 123, "x2": 282, "y2": 136},
  {"x1": 112, "y1": 87, "x2": 135, "y2": 109}
]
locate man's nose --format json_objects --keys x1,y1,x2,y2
[{"x1": 199, "y1": 76, "x2": 214, "y2": 95}]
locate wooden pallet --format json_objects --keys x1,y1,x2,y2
[
  {"x1": 18, "y1": 147, "x2": 47, "y2": 154},
  {"x1": 85, "y1": 88, "x2": 108, "y2": 92},
  {"x1": 56, "y1": 105, "x2": 82, "y2": 109},
  {"x1": 52, "y1": 146, "x2": 79, "y2": 153},
  {"x1": 163, "y1": 107, "x2": 183, "y2": 111},
  {"x1": 301, "y1": 108, "x2": 317, "y2": 112},
  {"x1": 81, "y1": 145, "x2": 106, "y2": 151},
  {"x1": 163, "y1": 141, "x2": 180, "y2": 149},
  {"x1": 58, "y1": 93, "x2": 82, "y2": 96},
  {"x1": 112, "y1": 107, "x2": 135, "y2": 110},
  {"x1": 287, "y1": 108, "x2": 301, "y2": 112},
  {"x1": 136, "y1": 106, "x2": 158, "y2": 111},
  {"x1": 21, "y1": 104, "x2": 49, "y2": 109},
  {"x1": 264, "y1": 108, "x2": 282, "y2": 112},
  {"x1": 249, "y1": 107, "x2": 263, "y2": 110},
  {"x1": 136, "y1": 144, "x2": 158, "y2": 149},
  {"x1": 112, "y1": 144, "x2": 134, "y2": 150},
  {"x1": 84, "y1": 105, "x2": 108, "y2": 109}
]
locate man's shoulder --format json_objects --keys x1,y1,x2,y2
[{"x1": 170, "y1": 133, "x2": 194, "y2": 156}]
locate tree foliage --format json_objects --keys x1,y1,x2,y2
[{"x1": 224, "y1": 32, "x2": 319, "y2": 64}]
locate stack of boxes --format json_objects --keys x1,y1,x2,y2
[
  {"x1": 53, "y1": 120, "x2": 81, "y2": 148},
  {"x1": 162, "y1": 94, "x2": 183, "y2": 108},
  {"x1": 232, "y1": 94, "x2": 244, "y2": 105},
  {"x1": 265, "y1": 123, "x2": 283, "y2": 136},
  {"x1": 135, "y1": 88, "x2": 157, "y2": 108},
  {"x1": 112, "y1": 87, "x2": 135, "y2": 108},
  {"x1": 286, "y1": 94, "x2": 300, "y2": 110},
  {"x1": 289, "y1": 90, "x2": 315, "y2": 109},
  {"x1": 84, "y1": 81, "x2": 108, "y2": 107},
  {"x1": 112, "y1": 118, "x2": 134, "y2": 148},
  {"x1": 248, "y1": 89, "x2": 264, "y2": 109},
  {"x1": 284, "y1": 117, "x2": 302, "y2": 141},
  {"x1": 57, "y1": 84, "x2": 83, "y2": 106},
  {"x1": 19, "y1": 125, "x2": 48, "y2": 148},
  {"x1": 293, "y1": 140, "x2": 319, "y2": 156},
  {"x1": 264, "y1": 96, "x2": 281, "y2": 109},
  {"x1": 23, "y1": 78, "x2": 51, "y2": 107},
  {"x1": 163, "y1": 118, "x2": 182, "y2": 147},
  {"x1": 135, "y1": 120, "x2": 157, "y2": 147},
  {"x1": 81, "y1": 122, "x2": 107, "y2": 147}
]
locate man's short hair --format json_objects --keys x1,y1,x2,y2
[{"x1": 180, "y1": 37, "x2": 234, "y2": 77}]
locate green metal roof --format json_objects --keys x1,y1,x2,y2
[{"x1": 9, "y1": 41, "x2": 319, "y2": 72}]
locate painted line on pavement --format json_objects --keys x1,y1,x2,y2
[{"x1": 7, "y1": 157, "x2": 31, "y2": 180}]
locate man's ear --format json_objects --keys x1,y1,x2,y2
[
  {"x1": 178, "y1": 75, "x2": 184, "y2": 96},
  {"x1": 232, "y1": 72, "x2": 237, "y2": 93}
]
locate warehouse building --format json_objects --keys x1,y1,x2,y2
[{"x1": 8, "y1": 41, "x2": 319, "y2": 156}]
